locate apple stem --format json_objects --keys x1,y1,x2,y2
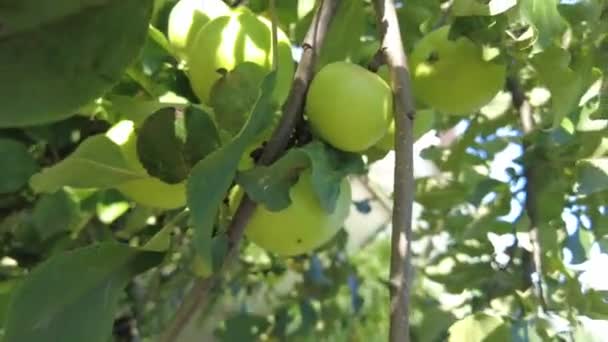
[
  {"x1": 372, "y1": 0, "x2": 417, "y2": 341},
  {"x1": 159, "y1": 2, "x2": 341, "y2": 341}
]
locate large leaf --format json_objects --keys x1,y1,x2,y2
[
  {"x1": 3, "y1": 242, "x2": 163, "y2": 342},
  {"x1": 0, "y1": 0, "x2": 112, "y2": 36},
  {"x1": 29, "y1": 134, "x2": 143, "y2": 193},
  {"x1": 0, "y1": 138, "x2": 38, "y2": 194},
  {"x1": 0, "y1": 0, "x2": 153, "y2": 127},
  {"x1": 237, "y1": 141, "x2": 364, "y2": 213},
  {"x1": 187, "y1": 72, "x2": 277, "y2": 272}
]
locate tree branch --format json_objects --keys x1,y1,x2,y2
[
  {"x1": 372, "y1": 1, "x2": 416, "y2": 341},
  {"x1": 160, "y1": 2, "x2": 340, "y2": 341},
  {"x1": 506, "y1": 76, "x2": 548, "y2": 311}
]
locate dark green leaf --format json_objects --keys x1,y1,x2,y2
[
  {"x1": 0, "y1": 0, "x2": 153, "y2": 127},
  {"x1": 0, "y1": 280, "x2": 18, "y2": 328},
  {"x1": 31, "y1": 190, "x2": 80, "y2": 240},
  {"x1": 136, "y1": 106, "x2": 222, "y2": 183},
  {"x1": 237, "y1": 149, "x2": 309, "y2": 211},
  {"x1": 0, "y1": 138, "x2": 38, "y2": 194},
  {"x1": 214, "y1": 313, "x2": 270, "y2": 342},
  {"x1": 187, "y1": 72, "x2": 277, "y2": 271},
  {"x1": 238, "y1": 141, "x2": 364, "y2": 213},
  {"x1": 3, "y1": 242, "x2": 163, "y2": 342},
  {"x1": 137, "y1": 108, "x2": 190, "y2": 183},
  {"x1": 183, "y1": 106, "x2": 221, "y2": 166}
]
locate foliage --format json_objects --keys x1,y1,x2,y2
[{"x1": 0, "y1": 0, "x2": 607, "y2": 341}]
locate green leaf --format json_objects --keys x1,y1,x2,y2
[
  {"x1": 214, "y1": 313, "x2": 270, "y2": 341},
  {"x1": 183, "y1": 106, "x2": 222, "y2": 166},
  {"x1": 531, "y1": 47, "x2": 586, "y2": 127},
  {"x1": 0, "y1": 280, "x2": 18, "y2": 328},
  {"x1": 575, "y1": 158, "x2": 608, "y2": 195},
  {"x1": 295, "y1": 0, "x2": 365, "y2": 69},
  {"x1": 237, "y1": 148, "x2": 310, "y2": 211},
  {"x1": 453, "y1": 0, "x2": 516, "y2": 16},
  {"x1": 210, "y1": 62, "x2": 270, "y2": 137},
  {"x1": 31, "y1": 190, "x2": 81, "y2": 240},
  {"x1": 29, "y1": 134, "x2": 143, "y2": 193},
  {"x1": 187, "y1": 72, "x2": 277, "y2": 271},
  {"x1": 448, "y1": 313, "x2": 511, "y2": 341},
  {"x1": 137, "y1": 108, "x2": 189, "y2": 183},
  {"x1": 317, "y1": 0, "x2": 365, "y2": 69},
  {"x1": 518, "y1": 0, "x2": 568, "y2": 48},
  {"x1": 3, "y1": 242, "x2": 163, "y2": 342},
  {"x1": 0, "y1": 138, "x2": 38, "y2": 194},
  {"x1": 0, "y1": 0, "x2": 153, "y2": 127},
  {"x1": 238, "y1": 141, "x2": 364, "y2": 213},
  {"x1": 0, "y1": 0, "x2": 107, "y2": 36}
]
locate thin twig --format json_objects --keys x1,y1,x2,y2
[
  {"x1": 372, "y1": 0, "x2": 417, "y2": 341},
  {"x1": 506, "y1": 76, "x2": 548, "y2": 311},
  {"x1": 159, "y1": 2, "x2": 340, "y2": 341},
  {"x1": 367, "y1": 47, "x2": 386, "y2": 72}
]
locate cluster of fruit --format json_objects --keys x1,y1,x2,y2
[{"x1": 113, "y1": 0, "x2": 506, "y2": 256}]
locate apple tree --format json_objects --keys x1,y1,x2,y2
[{"x1": 0, "y1": 0, "x2": 607, "y2": 341}]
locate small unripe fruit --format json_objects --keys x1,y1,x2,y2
[
  {"x1": 231, "y1": 170, "x2": 351, "y2": 256},
  {"x1": 410, "y1": 26, "x2": 506, "y2": 115},
  {"x1": 187, "y1": 8, "x2": 294, "y2": 105},
  {"x1": 306, "y1": 62, "x2": 393, "y2": 152},
  {"x1": 167, "y1": 0, "x2": 230, "y2": 59}
]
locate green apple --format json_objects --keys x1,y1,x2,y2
[
  {"x1": 306, "y1": 62, "x2": 393, "y2": 152},
  {"x1": 167, "y1": 0, "x2": 230, "y2": 59},
  {"x1": 410, "y1": 26, "x2": 506, "y2": 115},
  {"x1": 187, "y1": 7, "x2": 294, "y2": 105},
  {"x1": 106, "y1": 121, "x2": 187, "y2": 209},
  {"x1": 231, "y1": 170, "x2": 351, "y2": 256}
]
